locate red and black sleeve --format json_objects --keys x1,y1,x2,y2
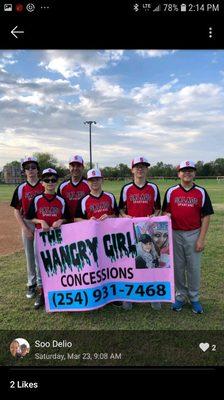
[
  {"x1": 62, "y1": 200, "x2": 71, "y2": 220},
  {"x1": 75, "y1": 198, "x2": 87, "y2": 219},
  {"x1": 112, "y1": 195, "x2": 120, "y2": 216},
  {"x1": 154, "y1": 184, "x2": 161, "y2": 210},
  {"x1": 201, "y1": 190, "x2": 214, "y2": 217},
  {"x1": 10, "y1": 186, "x2": 21, "y2": 210},
  {"x1": 118, "y1": 185, "x2": 126, "y2": 212},
  {"x1": 26, "y1": 199, "x2": 36, "y2": 220},
  {"x1": 162, "y1": 189, "x2": 171, "y2": 213}
]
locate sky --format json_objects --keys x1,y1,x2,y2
[{"x1": 0, "y1": 49, "x2": 224, "y2": 170}]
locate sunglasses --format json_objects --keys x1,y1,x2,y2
[
  {"x1": 180, "y1": 168, "x2": 195, "y2": 173},
  {"x1": 42, "y1": 178, "x2": 58, "y2": 183},
  {"x1": 24, "y1": 165, "x2": 37, "y2": 170},
  {"x1": 135, "y1": 164, "x2": 147, "y2": 169}
]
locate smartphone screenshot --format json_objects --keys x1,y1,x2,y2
[{"x1": 0, "y1": 0, "x2": 223, "y2": 391}]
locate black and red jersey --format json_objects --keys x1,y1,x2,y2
[
  {"x1": 27, "y1": 193, "x2": 70, "y2": 229},
  {"x1": 57, "y1": 178, "x2": 90, "y2": 219},
  {"x1": 162, "y1": 184, "x2": 214, "y2": 231},
  {"x1": 76, "y1": 191, "x2": 119, "y2": 220},
  {"x1": 119, "y1": 181, "x2": 161, "y2": 217},
  {"x1": 10, "y1": 180, "x2": 44, "y2": 218}
]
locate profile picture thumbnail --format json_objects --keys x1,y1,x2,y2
[{"x1": 10, "y1": 338, "x2": 30, "y2": 359}]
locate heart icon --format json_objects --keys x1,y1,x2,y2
[{"x1": 199, "y1": 343, "x2": 209, "y2": 352}]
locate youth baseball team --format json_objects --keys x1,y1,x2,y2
[{"x1": 10, "y1": 155, "x2": 214, "y2": 313}]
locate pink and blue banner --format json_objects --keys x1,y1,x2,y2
[{"x1": 35, "y1": 216, "x2": 175, "y2": 312}]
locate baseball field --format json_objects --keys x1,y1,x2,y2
[{"x1": 0, "y1": 179, "x2": 223, "y2": 332}]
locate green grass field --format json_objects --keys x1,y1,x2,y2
[{"x1": 0, "y1": 180, "x2": 223, "y2": 332}]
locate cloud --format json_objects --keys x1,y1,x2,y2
[
  {"x1": 0, "y1": 76, "x2": 81, "y2": 110},
  {"x1": 92, "y1": 76, "x2": 124, "y2": 98},
  {"x1": 130, "y1": 79, "x2": 178, "y2": 104},
  {"x1": 0, "y1": 51, "x2": 18, "y2": 73},
  {"x1": 159, "y1": 84, "x2": 222, "y2": 113},
  {"x1": 135, "y1": 50, "x2": 176, "y2": 58},
  {"x1": 104, "y1": 50, "x2": 124, "y2": 61},
  {"x1": 39, "y1": 50, "x2": 125, "y2": 78}
]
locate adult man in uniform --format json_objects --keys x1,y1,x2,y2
[
  {"x1": 10, "y1": 156, "x2": 44, "y2": 299},
  {"x1": 162, "y1": 160, "x2": 214, "y2": 313},
  {"x1": 119, "y1": 156, "x2": 161, "y2": 310},
  {"x1": 57, "y1": 155, "x2": 90, "y2": 221}
]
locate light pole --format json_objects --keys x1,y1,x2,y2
[{"x1": 84, "y1": 121, "x2": 96, "y2": 169}]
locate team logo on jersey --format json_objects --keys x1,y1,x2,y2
[
  {"x1": 130, "y1": 193, "x2": 151, "y2": 203},
  {"x1": 174, "y1": 197, "x2": 198, "y2": 207},
  {"x1": 25, "y1": 190, "x2": 40, "y2": 201},
  {"x1": 66, "y1": 191, "x2": 85, "y2": 201},
  {"x1": 89, "y1": 201, "x2": 110, "y2": 213},
  {"x1": 40, "y1": 206, "x2": 60, "y2": 217}
]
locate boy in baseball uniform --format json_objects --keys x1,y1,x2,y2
[
  {"x1": 10, "y1": 157, "x2": 44, "y2": 299},
  {"x1": 162, "y1": 160, "x2": 214, "y2": 313}
]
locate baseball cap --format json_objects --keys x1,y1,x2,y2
[
  {"x1": 131, "y1": 157, "x2": 150, "y2": 168},
  {"x1": 41, "y1": 168, "x2": 59, "y2": 178},
  {"x1": 87, "y1": 168, "x2": 102, "y2": 179},
  {"x1": 178, "y1": 160, "x2": 196, "y2": 171},
  {"x1": 69, "y1": 155, "x2": 84, "y2": 165},
  {"x1": 139, "y1": 234, "x2": 153, "y2": 244},
  {"x1": 21, "y1": 156, "x2": 38, "y2": 168}
]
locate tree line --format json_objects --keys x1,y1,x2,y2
[{"x1": 1, "y1": 153, "x2": 224, "y2": 179}]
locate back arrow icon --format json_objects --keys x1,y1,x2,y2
[{"x1": 11, "y1": 26, "x2": 24, "y2": 39}]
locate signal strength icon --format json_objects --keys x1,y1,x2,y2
[{"x1": 153, "y1": 5, "x2": 161, "y2": 12}]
